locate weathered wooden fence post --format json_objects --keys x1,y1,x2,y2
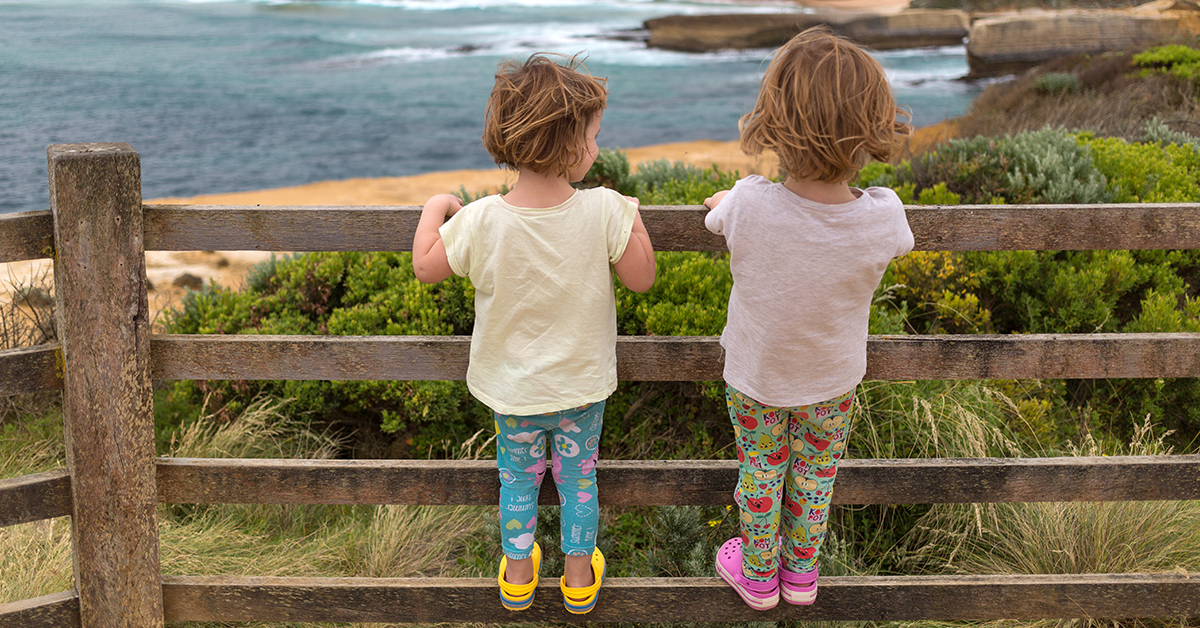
[{"x1": 48, "y1": 143, "x2": 164, "y2": 628}]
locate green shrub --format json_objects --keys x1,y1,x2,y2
[
  {"x1": 1082, "y1": 132, "x2": 1200, "y2": 202},
  {"x1": 1141, "y1": 116, "x2": 1200, "y2": 152},
  {"x1": 577, "y1": 148, "x2": 631, "y2": 192},
  {"x1": 1032, "y1": 71, "x2": 1081, "y2": 95},
  {"x1": 897, "y1": 129, "x2": 1110, "y2": 205},
  {"x1": 580, "y1": 152, "x2": 743, "y2": 204},
  {"x1": 1134, "y1": 43, "x2": 1200, "y2": 85},
  {"x1": 868, "y1": 130, "x2": 1200, "y2": 448},
  {"x1": 165, "y1": 252, "x2": 490, "y2": 456}
]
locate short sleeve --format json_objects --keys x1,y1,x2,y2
[
  {"x1": 890, "y1": 192, "x2": 915, "y2": 259},
  {"x1": 438, "y1": 202, "x2": 475, "y2": 277},
  {"x1": 706, "y1": 175, "x2": 766, "y2": 236},
  {"x1": 704, "y1": 201, "x2": 727, "y2": 235},
  {"x1": 605, "y1": 190, "x2": 638, "y2": 264}
]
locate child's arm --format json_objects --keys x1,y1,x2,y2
[
  {"x1": 703, "y1": 190, "x2": 730, "y2": 234},
  {"x1": 612, "y1": 201, "x2": 656, "y2": 293},
  {"x1": 703, "y1": 190, "x2": 729, "y2": 209},
  {"x1": 412, "y1": 193, "x2": 462, "y2": 284}
]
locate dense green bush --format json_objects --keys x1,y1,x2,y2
[
  {"x1": 1134, "y1": 44, "x2": 1200, "y2": 84},
  {"x1": 860, "y1": 127, "x2": 1200, "y2": 447},
  {"x1": 860, "y1": 128, "x2": 1112, "y2": 204},
  {"x1": 166, "y1": 252, "x2": 489, "y2": 456},
  {"x1": 579, "y1": 148, "x2": 741, "y2": 204}
]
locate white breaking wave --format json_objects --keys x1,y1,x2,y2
[
  {"x1": 311, "y1": 16, "x2": 774, "y2": 70},
  {"x1": 347, "y1": 0, "x2": 804, "y2": 13}
]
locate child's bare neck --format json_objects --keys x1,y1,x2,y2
[
  {"x1": 502, "y1": 168, "x2": 577, "y2": 209},
  {"x1": 783, "y1": 175, "x2": 857, "y2": 205}
]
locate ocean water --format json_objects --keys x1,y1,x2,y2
[{"x1": 0, "y1": 0, "x2": 986, "y2": 214}]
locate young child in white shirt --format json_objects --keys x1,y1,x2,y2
[{"x1": 703, "y1": 27, "x2": 914, "y2": 610}]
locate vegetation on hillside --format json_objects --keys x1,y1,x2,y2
[{"x1": 953, "y1": 44, "x2": 1200, "y2": 142}]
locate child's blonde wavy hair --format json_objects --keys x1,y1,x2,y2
[
  {"x1": 740, "y1": 27, "x2": 912, "y2": 183},
  {"x1": 483, "y1": 54, "x2": 607, "y2": 178}
]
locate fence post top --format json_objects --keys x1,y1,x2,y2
[{"x1": 47, "y1": 142, "x2": 137, "y2": 161}]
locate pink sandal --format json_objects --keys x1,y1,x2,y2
[
  {"x1": 715, "y1": 538, "x2": 779, "y2": 610},
  {"x1": 780, "y1": 565, "x2": 818, "y2": 605}
]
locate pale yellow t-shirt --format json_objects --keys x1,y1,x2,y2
[{"x1": 439, "y1": 187, "x2": 637, "y2": 416}]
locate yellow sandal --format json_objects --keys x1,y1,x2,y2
[
  {"x1": 498, "y1": 542, "x2": 541, "y2": 611},
  {"x1": 560, "y1": 547, "x2": 606, "y2": 615}
]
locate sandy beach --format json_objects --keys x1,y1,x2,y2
[{"x1": 3, "y1": 123, "x2": 955, "y2": 314}]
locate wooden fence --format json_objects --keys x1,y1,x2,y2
[{"x1": 1, "y1": 142, "x2": 1199, "y2": 627}]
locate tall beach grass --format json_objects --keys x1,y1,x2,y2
[{"x1": 1, "y1": 396, "x2": 491, "y2": 621}]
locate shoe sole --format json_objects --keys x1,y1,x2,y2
[
  {"x1": 501, "y1": 594, "x2": 535, "y2": 611},
  {"x1": 781, "y1": 585, "x2": 816, "y2": 605},
  {"x1": 716, "y1": 559, "x2": 779, "y2": 610}
]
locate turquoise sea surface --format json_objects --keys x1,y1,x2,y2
[{"x1": 0, "y1": 0, "x2": 987, "y2": 213}]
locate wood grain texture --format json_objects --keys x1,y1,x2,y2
[
  {"x1": 0, "y1": 469, "x2": 71, "y2": 528},
  {"x1": 867, "y1": 332, "x2": 1200, "y2": 379},
  {"x1": 155, "y1": 455, "x2": 1200, "y2": 506},
  {"x1": 142, "y1": 205, "x2": 422, "y2": 252},
  {"x1": 907, "y1": 204, "x2": 1200, "y2": 251},
  {"x1": 0, "y1": 344, "x2": 62, "y2": 395},
  {"x1": 0, "y1": 591, "x2": 80, "y2": 628},
  {"x1": 160, "y1": 573, "x2": 1200, "y2": 623},
  {"x1": 48, "y1": 143, "x2": 164, "y2": 628},
  {"x1": 150, "y1": 333, "x2": 1200, "y2": 382},
  {"x1": 0, "y1": 209, "x2": 54, "y2": 264},
  {"x1": 140, "y1": 204, "x2": 1200, "y2": 252}
]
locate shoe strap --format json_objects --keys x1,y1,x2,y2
[
  {"x1": 780, "y1": 566, "x2": 818, "y2": 585},
  {"x1": 500, "y1": 570, "x2": 538, "y2": 598}
]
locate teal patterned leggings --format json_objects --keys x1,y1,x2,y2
[{"x1": 726, "y1": 385, "x2": 853, "y2": 582}]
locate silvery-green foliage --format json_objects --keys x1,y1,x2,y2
[
  {"x1": 1142, "y1": 116, "x2": 1200, "y2": 152},
  {"x1": 999, "y1": 129, "x2": 1111, "y2": 204}
]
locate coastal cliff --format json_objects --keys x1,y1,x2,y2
[
  {"x1": 643, "y1": 10, "x2": 969, "y2": 52},
  {"x1": 967, "y1": 0, "x2": 1200, "y2": 77},
  {"x1": 643, "y1": 0, "x2": 1200, "y2": 78}
]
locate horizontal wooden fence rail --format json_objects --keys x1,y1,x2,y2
[
  {"x1": 6, "y1": 573, "x2": 1198, "y2": 626},
  {"x1": 7, "y1": 332, "x2": 1200, "y2": 397},
  {"x1": 0, "y1": 209, "x2": 54, "y2": 264},
  {"x1": 8, "y1": 455, "x2": 1199, "y2": 529},
  {"x1": 0, "y1": 469, "x2": 71, "y2": 528},
  {"x1": 153, "y1": 455, "x2": 1200, "y2": 506},
  {"x1": 0, "y1": 343, "x2": 61, "y2": 395},
  {"x1": 7, "y1": 203, "x2": 1200, "y2": 263}
]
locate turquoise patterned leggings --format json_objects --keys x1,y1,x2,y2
[
  {"x1": 494, "y1": 401, "x2": 604, "y2": 560},
  {"x1": 726, "y1": 385, "x2": 853, "y2": 582}
]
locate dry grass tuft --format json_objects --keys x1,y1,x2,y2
[
  {"x1": 900, "y1": 414, "x2": 1200, "y2": 628},
  {"x1": 0, "y1": 519, "x2": 73, "y2": 604},
  {"x1": 3, "y1": 395, "x2": 490, "y2": 615}
]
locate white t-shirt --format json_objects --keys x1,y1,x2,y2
[
  {"x1": 705, "y1": 175, "x2": 914, "y2": 407},
  {"x1": 440, "y1": 187, "x2": 637, "y2": 416}
]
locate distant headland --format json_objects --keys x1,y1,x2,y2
[{"x1": 642, "y1": 0, "x2": 1200, "y2": 77}]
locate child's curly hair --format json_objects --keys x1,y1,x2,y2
[
  {"x1": 483, "y1": 54, "x2": 607, "y2": 178},
  {"x1": 739, "y1": 27, "x2": 912, "y2": 183}
]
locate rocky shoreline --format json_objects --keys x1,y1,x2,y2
[
  {"x1": 642, "y1": 0, "x2": 1200, "y2": 78},
  {"x1": 644, "y1": 10, "x2": 969, "y2": 53}
]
